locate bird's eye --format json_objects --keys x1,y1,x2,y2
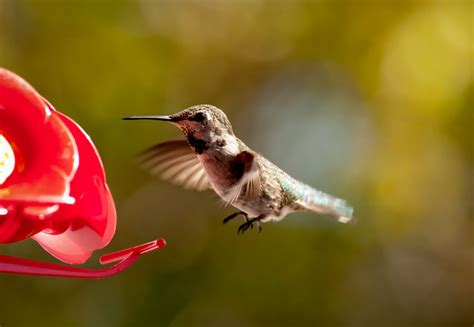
[{"x1": 192, "y1": 112, "x2": 206, "y2": 122}]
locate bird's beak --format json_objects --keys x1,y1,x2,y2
[{"x1": 122, "y1": 115, "x2": 181, "y2": 122}]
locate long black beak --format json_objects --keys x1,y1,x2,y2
[{"x1": 122, "y1": 115, "x2": 178, "y2": 122}]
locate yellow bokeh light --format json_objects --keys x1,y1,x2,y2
[
  {"x1": 0, "y1": 134, "x2": 15, "y2": 185},
  {"x1": 381, "y1": 5, "x2": 471, "y2": 119}
]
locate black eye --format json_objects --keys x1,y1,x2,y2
[{"x1": 192, "y1": 112, "x2": 206, "y2": 122}]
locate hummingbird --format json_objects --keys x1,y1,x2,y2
[{"x1": 123, "y1": 105, "x2": 354, "y2": 234}]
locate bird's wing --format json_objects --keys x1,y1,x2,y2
[
  {"x1": 223, "y1": 151, "x2": 261, "y2": 206},
  {"x1": 139, "y1": 140, "x2": 211, "y2": 191}
]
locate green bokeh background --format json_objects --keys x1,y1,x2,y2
[{"x1": 0, "y1": 0, "x2": 472, "y2": 326}]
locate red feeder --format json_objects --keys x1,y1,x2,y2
[{"x1": 0, "y1": 68, "x2": 166, "y2": 278}]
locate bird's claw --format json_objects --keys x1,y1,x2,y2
[
  {"x1": 237, "y1": 222, "x2": 251, "y2": 234},
  {"x1": 224, "y1": 213, "x2": 264, "y2": 234},
  {"x1": 237, "y1": 218, "x2": 263, "y2": 234},
  {"x1": 223, "y1": 211, "x2": 247, "y2": 224}
]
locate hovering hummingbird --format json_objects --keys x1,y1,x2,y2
[{"x1": 123, "y1": 105, "x2": 354, "y2": 233}]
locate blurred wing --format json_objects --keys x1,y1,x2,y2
[
  {"x1": 140, "y1": 140, "x2": 210, "y2": 191},
  {"x1": 223, "y1": 151, "x2": 261, "y2": 206}
]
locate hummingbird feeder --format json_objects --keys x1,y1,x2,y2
[{"x1": 0, "y1": 68, "x2": 166, "y2": 278}]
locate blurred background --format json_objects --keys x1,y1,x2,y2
[{"x1": 0, "y1": 0, "x2": 472, "y2": 326}]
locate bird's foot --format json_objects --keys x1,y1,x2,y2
[
  {"x1": 223, "y1": 211, "x2": 248, "y2": 224},
  {"x1": 237, "y1": 217, "x2": 263, "y2": 234}
]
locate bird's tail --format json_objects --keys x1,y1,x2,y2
[
  {"x1": 296, "y1": 193, "x2": 354, "y2": 223},
  {"x1": 280, "y1": 177, "x2": 354, "y2": 223}
]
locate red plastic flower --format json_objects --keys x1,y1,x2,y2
[{"x1": 0, "y1": 68, "x2": 165, "y2": 278}]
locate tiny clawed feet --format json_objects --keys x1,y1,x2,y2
[
  {"x1": 237, "y1": 217, "x2": 263, "y2": 234},
  {"x1": 223, "y1": 212, "x2": 264, "y2": 234},
  {"x1": 222, "y1": 211, "x2": 248, "y2": 224}
]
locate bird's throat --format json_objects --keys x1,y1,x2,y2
[{"x1": 186, "y1": 132, "x2": 209, "y2": 154}]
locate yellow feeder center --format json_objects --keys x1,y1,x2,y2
[{"x1": 0, "y1": 134, "x2": 15, "y2": 185}]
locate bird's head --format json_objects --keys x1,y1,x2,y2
[{"x1": 123, "y1": 105, "x2": 236, "y2": 153}]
